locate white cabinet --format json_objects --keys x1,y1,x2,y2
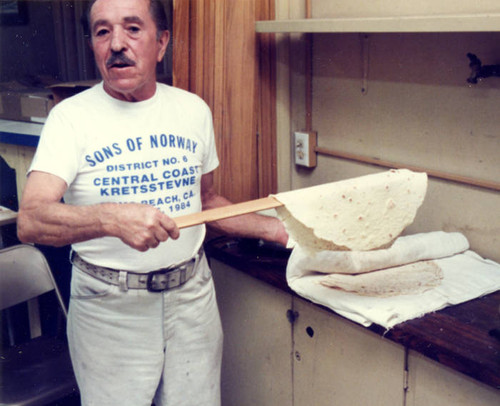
[
  {"x1": 211, "y1": 259, "x2": 293, "y2": 406},
  {"x1": 292, "y1": 298, "x2": 406, "y2": 406},
  {"x1": 211, "y1": 260, "x2": 405, "y2": 406},
  {"x1": 406, "y1": 352, "x2": 500, "y2": 406},
  {"x1": 211, "y1": 261, "x2": 500, "y2": 406}
]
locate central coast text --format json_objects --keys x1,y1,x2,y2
[{"x1": 94, "y1": 166, "x2": 200, "y2": 196}]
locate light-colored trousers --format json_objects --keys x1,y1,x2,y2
[{"x1": 67, "y1": 254, "x2": 223, "y2": 406}]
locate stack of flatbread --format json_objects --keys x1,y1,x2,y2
[
  {"x1": 286, "y1": 232, "x2": 470, "y2": 298},
  {"x1": 275, "y1": 169, "x2": 447, "y2": 297},
  {"x1": 284, "y1": 232, "x2": 500, "y2": 329},
  {"x1": 277, "y1": 170, "x2": 500, "y2": 327}
]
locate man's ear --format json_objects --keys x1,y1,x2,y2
[{"x1": 157, "y1": 30, "x2": 170, "y2": 63}]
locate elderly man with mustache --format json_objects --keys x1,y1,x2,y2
[{"x1": 17, "y1": 0, "x2": 287, "y2": 405}]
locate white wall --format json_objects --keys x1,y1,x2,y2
[{"x1": 276, "y1": 2, "x2": 500, "y2": 262}]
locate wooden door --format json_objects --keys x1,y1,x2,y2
[{"x1": 172, "y1": 0, "x2": 276, "y2": 203}]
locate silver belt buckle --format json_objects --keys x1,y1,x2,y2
[
  {"x1": 146, "y1": 260, "x2": 193, "y2": 292},
  {"x1": 147, "y1": 267, "x2": 172, "y2": 292}
]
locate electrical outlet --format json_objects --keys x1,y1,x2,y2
[{"x1": 294, "y1": 131, "x2": 317, "y2": 167}]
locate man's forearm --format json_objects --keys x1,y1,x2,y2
[
  {"x1": 17, "y1": 201, "x2": 114, "y2": 247},
  {"x1": 202, "y1": 194, "x2": 288, "y2": 246},
  {"x1": 18, "y1": 200, "x2": 180, "y2": 251}
]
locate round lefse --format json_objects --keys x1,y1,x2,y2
[
  {"x1": 274, "y1": 169, "x2": 428, "y2": 252},
  {"x1": 319, "y1": 260, "x2": 443, "y2": 297}
]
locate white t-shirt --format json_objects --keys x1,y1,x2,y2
[{"x1": 30, "y1": 82, "x2": 219, "y2": 272}]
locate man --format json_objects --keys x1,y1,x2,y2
[{"x1": 17, "y1": 0, "x2": 287, "y2": 405}]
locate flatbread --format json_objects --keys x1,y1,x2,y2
[
  {"x1": 319, "y1": 260, "x2": 443, "y2": 297},
  {"x1": 274, "y1": 169, "x2": 427, "y2": 252}
]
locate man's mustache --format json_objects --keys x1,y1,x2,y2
[{"x1": 106, "y1": 52, "x2": 136, "y2": 68}]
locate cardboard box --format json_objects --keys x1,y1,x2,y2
[
  {"x1": 0, "y1": 79, "x2": 100, "y2": 123},
  {"x1": 0, "y1": 88, "x2": 54, "y2": 123},
  {"x1": 49, "y1": 80, "x2": 99, "y2": 104},
  {"x1": 21, "y1": 94, "x2": 54, "y2": 121}
]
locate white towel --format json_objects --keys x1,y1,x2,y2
[{"x1": 286, "y1": 232, "x2": 500, "y2": 328}]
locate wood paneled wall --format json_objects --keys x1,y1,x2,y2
[{"x1": 172, "y1": 0, "x2": 276, "y2": 203}]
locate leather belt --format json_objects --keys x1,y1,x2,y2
[{"x1": 71, "y1": 246, "x2": 203, "y2": 292}]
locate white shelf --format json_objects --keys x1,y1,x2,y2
[
  {"x1": 0, "y1": 119, "x2": 43, "y2": 147},
  {"x1": 255, "y1": 14, "x2": 500, "y2": 33},
  {"x1": 0, "y1": 119, "x2": 44, "y2": 136}
]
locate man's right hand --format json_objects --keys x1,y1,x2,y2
[{"x1": 101, "y1": 203, "x2": 179, "y2": 251}]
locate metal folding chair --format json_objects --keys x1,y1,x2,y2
[{"x1": 0, "y1": 244, "x2": 78, "y2": 405}]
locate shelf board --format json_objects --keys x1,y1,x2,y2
[
  {"x1": 256, "y1": 14, "x2": 500, "y2": 33},
  {"x1": 0, "y1": 119, "x2": 42, "y2": 147}
]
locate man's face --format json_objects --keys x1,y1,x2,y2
[{"x1": 90, "y1": 0, "x2": 169, "y2": 101}]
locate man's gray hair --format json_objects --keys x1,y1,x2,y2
[{"x1": 82, "y1": 0, "x2": 169, "y2": 40}]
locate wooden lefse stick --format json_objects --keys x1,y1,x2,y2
[{"x1": 174, "y1": 196, "x2": 283, "y2": 229}]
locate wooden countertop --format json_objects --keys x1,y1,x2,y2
[{"x1": 205, "y1": 236, "x2": 500, "y2": 390}]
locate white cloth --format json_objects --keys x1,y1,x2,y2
[
  {"x1": 286, "y1": 232, "x2": 500, "y2": 328},
  {"x1": 30, "y1": 82, "x2": 219, "y2": 271}
]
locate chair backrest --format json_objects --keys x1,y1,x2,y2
[{"x1": 0, "y1": 244, "x2": 66, "y2": 316}]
